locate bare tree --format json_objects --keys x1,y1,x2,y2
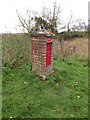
[
  {"x1": 16, "y1": 9, "x2": 35, "y2": 34},
  {"x1": 16, "y1": 1, "x2": 62, "y2": 34},
  {"x1": 41, "y1": 0, "x2": 63, "y2": 33},
  {"x1": 66, "y1": 14, "x2": 87, "y2": 32},
  {"x1": 61, "y1": 11, "x2": 88, "y2": 36},
  {"x1": 67, "y1": 13, "x2": 73, "y2": 33},
  {"x1": 73, "y1": 18, "x2": 88, "y2": 31}
]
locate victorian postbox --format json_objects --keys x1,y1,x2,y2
[{"x1": 31, "y1": 31, "x2": 54, "y2": 80}]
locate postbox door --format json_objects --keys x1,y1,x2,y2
[{"x1": 46, "y1": 43, "x2": 52, "y2": 67}]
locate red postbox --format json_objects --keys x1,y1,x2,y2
[{"x1": 31, "y1": 32, "x2": 54, "y2": 80}]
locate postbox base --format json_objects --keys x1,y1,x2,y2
[{"x1": 34, "y1": 70, "x2": 54, "y2": 80}]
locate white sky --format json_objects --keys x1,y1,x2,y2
[{"x1": 0, "y1": 0, "x2": 89, "y2": 33}]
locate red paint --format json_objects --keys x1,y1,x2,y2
[{"x1": 46, "y1": 42, "x2": 52, "y2": 67}]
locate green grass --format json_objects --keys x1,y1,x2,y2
[{"x1": 2, "y1": 58, "x2": 88, "y2": 118}]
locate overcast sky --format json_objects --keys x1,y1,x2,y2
[{"x1": 0, "y1": 0, "x2": 89, "y2": 33}]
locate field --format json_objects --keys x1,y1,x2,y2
[
  {"x1": 1, "y1": 34, "x2": 88, "y2": 118},
  {"x1": 54, "y1": 38, "x2": 88, "y2": 58}
]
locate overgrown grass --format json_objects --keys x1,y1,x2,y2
[
  {"x1": 2, "y1": 34, "x2": 88, "y2": 68},
  {"x1": 2, "y1": 33, "x2": 88, "y2": 118},
  {"x1": 2, "y1": 34, "x2": 31, "y2": 67},
  {"x1": 2, "y1": 58, "x2": 88, "y2": 118},
  {"x1": 54, "y1": 38, "x2": 88, "y2": 59}
]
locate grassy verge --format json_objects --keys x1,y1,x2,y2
[{"x1": 2, "y1": 58, "x2": 88, "y2": 118}]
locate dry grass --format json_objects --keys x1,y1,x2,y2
[
  {"x1": 2, "y1": 34, "x2": 88, "y2": 67},
  {"x1": 54, "y1": 38, "x2": 88, "y2": 58},
  {"x1": 2, "y1": 34, "x2": 31, "y2": 67}
]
